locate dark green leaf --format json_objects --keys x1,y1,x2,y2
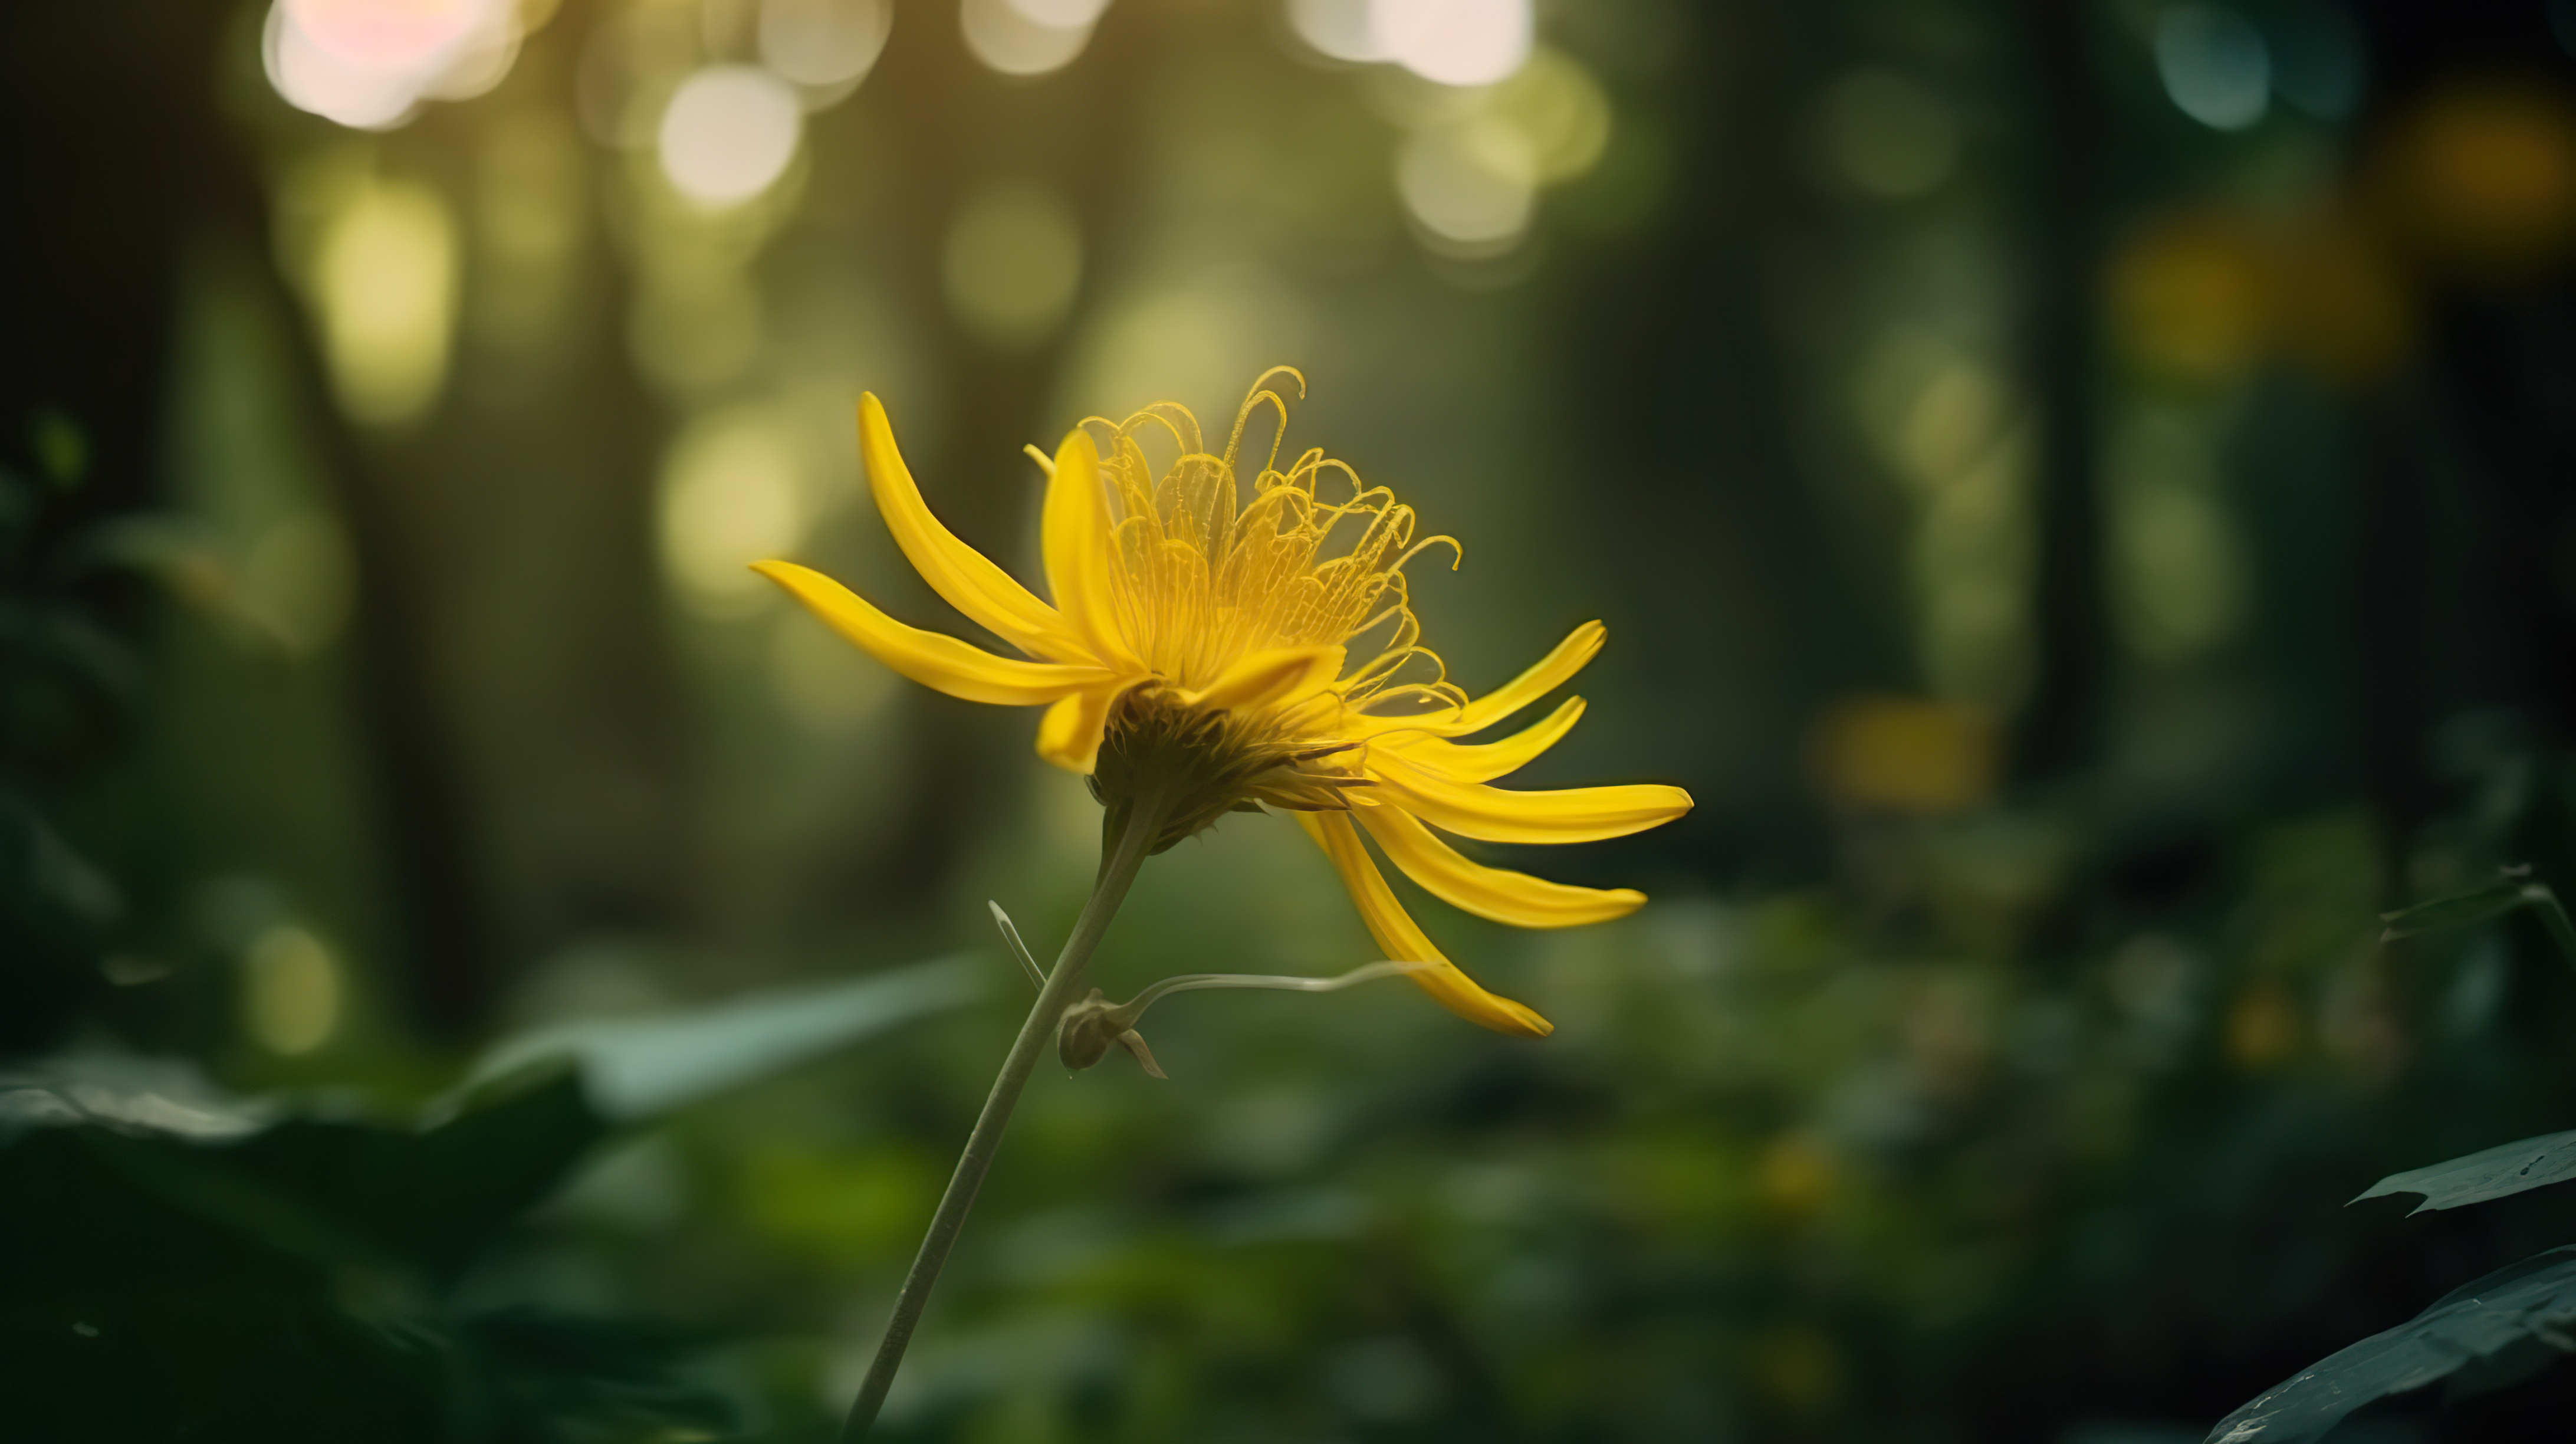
[
  {"x1": 2204, "y1": 1246, "x2": 2576, "y2": 1444},
  {"x1": 455, "y1": 955, "x2": 983, "y2": 1121},
  {"x1": 2380, "y1": 875, "x2": 2576, "y2": 972},
  {"x1": 2378, "y1": 881, "x2": 2533, "y2": 940},
  {"x1": 2354, "y1": 1129, "x2": 2576, "y2": 1214}
]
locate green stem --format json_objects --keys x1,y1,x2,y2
[{"x1": 840, "y1": 784, "x2": 1173, "y2": 1440}]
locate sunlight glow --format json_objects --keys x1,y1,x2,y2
[
  {"x1": 265, "y1": 0, "x2": 524, "y2": 130},
  {"x1": 658, "y1": 65, "x2": 803, "y2": 208}
]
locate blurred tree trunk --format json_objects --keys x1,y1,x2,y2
[
  {"x1": 2009, "y1": 0, "x2": 2108, "y2": 783},
  {"x1": 1550, "y1": 1, "x2": 1894, "y2": 879}
]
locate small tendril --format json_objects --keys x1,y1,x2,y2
[{"x1": 1055, "y1": 960, "x2": 1438, "y2": 1078}]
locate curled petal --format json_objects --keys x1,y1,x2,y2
[
  {"x1": 1040, "y1": 429, "x2": 1139, "y2": 670},
  {"x1": 1187, "y1": 645, "x2": 1346, "y2": 714},
  {"x1": 754, "y1": 561, "x2": 1107, "y2": 706},
  {"x1": 1364, "y1": 621, "x2": 1604, "y2": 740},
  {"x1": 858, "y1": 394, "x2": 1087, "y2": 663},
  {"x1": 1355, "y1": 804, "x2": 1645, "y2": 929},
  {"x1": 1035, "y1": 682, "x2": 1133, "y2": 773},
  {"x1": 1366, "y1": 751, "x2": 1693, "y2": 845},
  {"x1": 1294, "y1": 812, "x2": 1553, "y2": 1038},
  {"x1": 1382, "y1": 697, "x2": 1585, "y2": 784}
]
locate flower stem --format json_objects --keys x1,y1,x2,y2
[{"x1": 840, "y1": 783, "x2": 1174, "y2": 1440}]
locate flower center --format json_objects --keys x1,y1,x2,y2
[{"x1": 1088, "y1": 687, "x2": 1370, "y2": 853}]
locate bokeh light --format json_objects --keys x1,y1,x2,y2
[
  {"x1": 242, "y1": 924, "x2": 342, "y2": 1055},
  {"x1": 2111, "y1": 216, "x2": 2273, "y2": 382},
  {"x1": 2381, "y1": 84, "x2": 2576, "y2": 275},
  {"x1": 1286, "y1": 0, "x2": 1389, "y2": 63},
  {"x1": 1396, "y1": 116, "x2": 1537, "y2": 251},
  {"x1": 961, "y1": 0, "x2": 1099, "y2": 77},
  {"x1": 2107, "y1": 407, "x2": 2248, "y2": 663},
  {"x1": 2156, "y1": 4, "x2": 2271, "y2": 132},
  {"x1": 657, "y1": 408, "x2": 815, "y2": 615},
  {"x1": 1495, "y1": 47, "x2": 1611, "y2": 183},
  {"x1": 309, "y1": 175, "x2": 459, "y2": 425},
  {"x1": 758, "y1": 0, "x2": 893, "y2": 91},
  {"x1": 658, "y1": 65, "x2": 804, "y2": 208},
  {"x1": 1809, "y1": 696, "x2": 1996, "y2": 814},
  {"x1": 1374, "y1": 0, "x2": 1530, "y2": 87},
  {"x1": 265, "y1": 0, "x2": 524, "y2": 131}
]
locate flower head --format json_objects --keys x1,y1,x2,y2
[{"x1": 755, "y1": 370, "x2": 1691, "y2": 1037}]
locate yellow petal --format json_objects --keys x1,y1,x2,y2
[
  {"x1": 1366, "y1": 751, "x2": 1693, "y2": 845},
  {"x1": 1294, "y1": 812, "x2": 1554, "y2": 1038},
  {"x1": 1035, "y1": 682, "x2": 1131, "y2": 773},
  {"x1": 1185, "y1": 645, "x2": 1346, "y2": 714},
  {"x1": 1382, "y1": 697, "x2": 1585, "y2": 783},
  {"x1": 858, "y1": 393, "x2": 1086, "y2": 663},
  {"x1": 1355, "y1": 804, "x2": 1645, "y2": 929},
  {"x1": 754, "y1": 561, "x2": 1107, "y2": 705},
  {"x1": 1039, "y1": 429, "x2": 1139, "y2": 670},
  {"x1": 1444, "y1": 621, "x2": 1606, "y2": 736}
]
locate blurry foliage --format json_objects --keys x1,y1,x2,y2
[
  {"x1": 0, "y1": 960, "x2": 977, "y2": 1442},
  {"x1": 13, "y1": 0, "x2": 2576, "y2": 1440},
  {"x1": 2205, "y1": 874, "x2": 2576, "y2": 1443},
  {"x1": 0, "y1": 1062, "x2": 712, "y2": 1444},
  {"x1": 0, "y1": 413, "x2": 141, "y2": 1050}
]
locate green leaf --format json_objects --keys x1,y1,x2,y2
[
  {"x1": 2354, "y1": 1129, "x2": 2576, "y2": 1214},
  {"x1": 239, "y1": 1067, "x2": 608, "y2": 1278},
  {"x1": 2380, "y1": 881, "x2": 2534, "y2": 939},
  {"x1": 453, "y1": 955, "x2": 983, "y2": 1121},
  {"x1": 2380, "y1": 875, "x2": 2576, "y2": 972},
  {"x1": 2204, "y1": 1246, "x2": 2576, "y2": 1444}
]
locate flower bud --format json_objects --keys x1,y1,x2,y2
[{"x1": 1056, "y1": 988, "x2": 1162, "y2": 1077}]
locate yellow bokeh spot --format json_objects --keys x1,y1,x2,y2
[
  {"x1": 243, "y1": 925, "x2": 341, "y2": 1056},
  {"x1": 1756, "y1": 1131, "x2": 1839, "y2": 1217},
  {"x1": 656, "y1": 408, "x2": 812, "y2": 615},
  {"x1": 1809, "y1": 695, "x2": 1996, "y2": 815},
  {"x1": 2226, "y1": 979, "x2": 2302, "y2": 1071},
  {"x1": 2382, "y1": 83, "x2": 2576, "y2": 276},
  {"x1": 1492, "y1": 47, "x2": 1613, "y2": 185},
  {"x1": 2109, "y1": 216, "x2": 2273, "y2": 385},
  {"x1": 310, "y1": 175, "x2": 459, "y2": 425}
]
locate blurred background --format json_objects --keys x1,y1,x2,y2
[{"x1": 11, "y1": 0, "x2": 2576, "y2": 1439}]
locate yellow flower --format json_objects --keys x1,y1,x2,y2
[{"x1": 754, "y1": 370, "x2": 1691, "y2": 1038}]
